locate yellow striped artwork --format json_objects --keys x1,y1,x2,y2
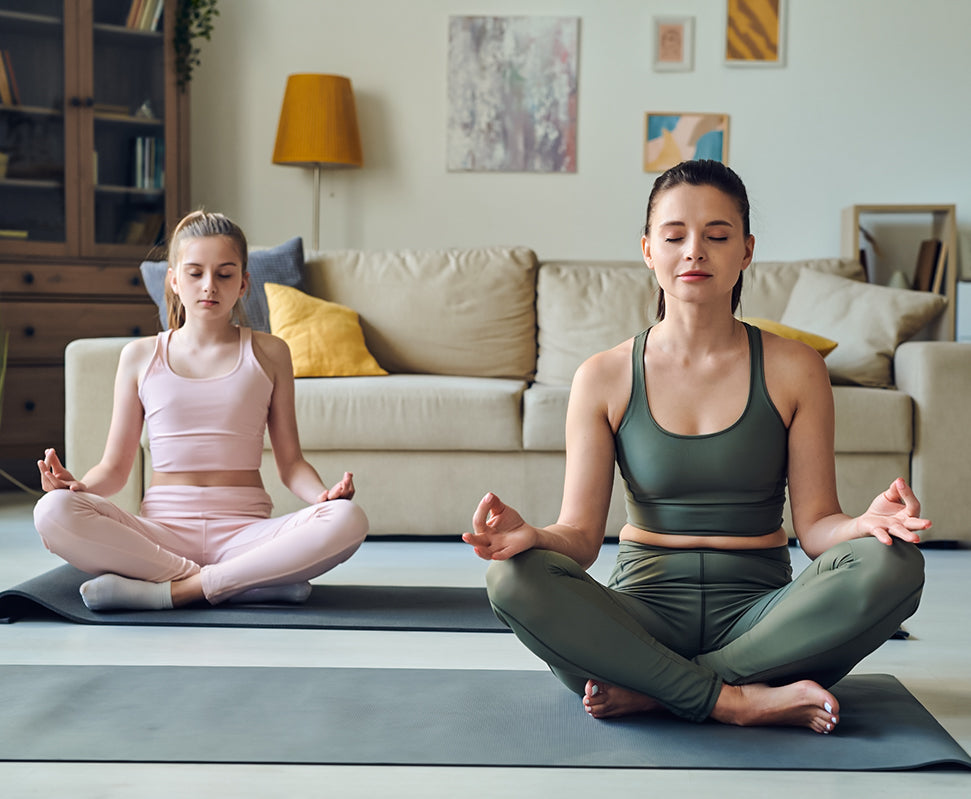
[{"x1": 726, "y1": 0, "x2": 783, "y2": 65}]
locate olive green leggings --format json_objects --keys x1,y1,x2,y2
[{"x1": 486, "y1": 537, "x2": 924, "y2": 722}]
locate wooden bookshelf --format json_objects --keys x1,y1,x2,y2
[
  {"x1": 0, "y1": 0, "x2": 188, "y2": 480},
  {"x1": 841, "y1": 204, "x2": 958, "y2": 341}
]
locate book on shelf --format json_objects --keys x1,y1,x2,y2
[
  {"x1": 930, "y1": 243, "x2": 948, "y2": 295},
  {"x1": 133, "y1": 136, "x2": 165, "y2": 190},
  {"x1": 2, "y1": 51, "x2": 20, "y2": 105},
  {"x1": 0, "y1": 51, "x2": 12, "y2": 106},
  {"x1": 149, "y1": 0, "x2": 164, "y2": 31},
  {"x1": 913, "y1": 238, "x2": 941, "y2": 292},
  {"x1": 127, "y1": 0, "x2": 164, "y2": 31}
]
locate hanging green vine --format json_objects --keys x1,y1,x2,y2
[{"x1": 174, "y1": 0, "x2": 219, "y2": 90}]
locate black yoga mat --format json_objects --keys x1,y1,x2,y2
[
  {"x1": 0, "y1": 564, "x2": 506, "y2": 632},
  {"x1": 0, "y1": 666, "x2": 967, "y2": 770}
]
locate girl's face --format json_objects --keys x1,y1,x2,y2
[
  {"x1": 641, "y1": 184, "x2": 754, "y2": 310},
  {"x1": 169, "y1": 235, "x2": 248, "y2": 323}
]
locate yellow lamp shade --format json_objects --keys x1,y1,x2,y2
[{"x1": 272, "y1": 74, "x2": 363, "y2": 168}]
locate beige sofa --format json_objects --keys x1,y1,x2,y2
[{"x1": 64, "y1": 247, "x2": 971, "y2": 543}]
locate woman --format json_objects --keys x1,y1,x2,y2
[
  {"x1": 462, "y1": 160, "x2": 926, "y2": 733},
  {"x1": 34, "y1": 211, "x2": 368, "y2": 611}
]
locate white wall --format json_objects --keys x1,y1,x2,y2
[{"x1": 189, "y1": 0, "x2": 971, "y2": 264}]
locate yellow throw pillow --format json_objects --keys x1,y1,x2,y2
[
  {"x1": 742, "y1": 317, "x2": 838, "y2": 357},
  {"x1": 265, "y1": 282, "x2": 388, "y2": 377}
]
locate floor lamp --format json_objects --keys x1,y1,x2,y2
[{"x1": 272, "y1": 74, "x2": 363, "y2": 251}]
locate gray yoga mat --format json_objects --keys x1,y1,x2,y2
[
  {"x1": 0, "y1": 665, "x2": 968, "y2": 770},
  {"x1": 0, "y1": 564, "x2": 506, "y2": 632}
]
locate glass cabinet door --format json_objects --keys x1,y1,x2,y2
[
  {"x1": 87, "y1": 0, "x2": 167, "y2": 251},
  {"x1": 0, "y1": 0, "x2": 71, "y2": 253}
]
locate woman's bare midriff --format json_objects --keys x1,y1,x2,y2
[
  {"x1": 150, "y1": 470, "x2": 265, "y2": 488},
  {"x1": 619, "y1": 523, "x2": 789, "y2": 550}
]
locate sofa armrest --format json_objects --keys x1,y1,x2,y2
[
  {"x1": 64, "y1": 337, "x2": 143, "y2": 514},
  {"x1": 894, "y1": 341, "x2": 971, "y2": 542}
]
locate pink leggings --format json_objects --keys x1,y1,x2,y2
[{"x1": 33, "y1": 486, "x2": 368, "y2": 604}]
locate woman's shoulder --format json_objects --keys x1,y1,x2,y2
[
  {"x1": 758, "y1": 327, "x2": 828, "y2": 376},
  {"x1": 758, "y1": 327, "x2": 832, "y2": 413},
  {"x1": 575, "y1": 335, "x2": 635, "y2": 383}
]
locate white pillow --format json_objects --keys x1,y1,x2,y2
[{"x1": 780, "y1": 270, "x2": 946, "y2": 387}]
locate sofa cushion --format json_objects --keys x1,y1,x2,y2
[
  {"x1": 289, "y1": 374, "x2": 527, "y2": 451},
  {"x1": 739, "y1": 258, "x2": 865, "y2": 320},
  {"x1": 302, "y1": 247, "x2": 538, "y2": 380},
  {"x1": 140, "y1": 237, "x2": 305, "y2": 332},
  {"x1": 265, "y1": 283, "x2": 387, "y2": 377},
  {"x1": 523, "y1": 383, "x2": 571, "y2": 450},
  {"x1": 742, "y1": 317, "x2": 838, "y2": 356},
  {"x1": 523, "y1": 383, "x2": 912, "y2": 454},
  {"x1": 536, "y1": 261, "x2": 655, "y2": 385},
  {"x1": 780, "y1": 270, "x2": 947, "y2": 387},
  {"x1": 833, "y1": 386, "x2": 912, "y2": 452}
]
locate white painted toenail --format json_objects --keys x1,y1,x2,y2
[{"x1": 824, "y1": 702, "x2": 833, "y2": 713}]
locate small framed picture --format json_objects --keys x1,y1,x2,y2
[
  {"x1": 643, "y1": 112, "x2": 730, "y2": 173},
  {"x1": 725, "y1": 0, "x2": 787, "y2": 67},
  {"x1": 653, "y1": 16, "x2": 694, "y2": 72}
]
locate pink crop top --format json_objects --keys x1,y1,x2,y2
[{"x1": 139, "y1": 327, "x2": 273, "y2": 472}]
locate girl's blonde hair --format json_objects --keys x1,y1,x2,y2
[{"x1": 164, "y1": 211, "x2": 249, "y2": 329}]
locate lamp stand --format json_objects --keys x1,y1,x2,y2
[{"x1": 312, "y1": 163, "x2": 321, "y2": 251}]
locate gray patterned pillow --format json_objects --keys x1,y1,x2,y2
[{"x1": 140, "y1": 236, "x2": 305, "y2": 332}]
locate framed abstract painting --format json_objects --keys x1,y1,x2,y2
[
  {"x1": 643, "y1": 113, "x2": 730, "y2": 173},
  {"x1": 447, "y1": 16, "x2": 579, "y2": 172},
  {"x1": 725, "y1": 0, "x2": 787, "y2": 67}
]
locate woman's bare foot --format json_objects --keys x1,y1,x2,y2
[
  {"x1": 711, "y1": 680, "x2": 839, "y2": 734},
  {"x1": 582, "y1": 679, "x2": 662, "y2": 719}
]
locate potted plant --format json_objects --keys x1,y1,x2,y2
[{"x1": 174, "y1": 0, "x2": 219, "y2": 90}]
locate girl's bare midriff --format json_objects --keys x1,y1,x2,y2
[{"x1": 150, "y1": 470, "x2": 264, "y2": 488}]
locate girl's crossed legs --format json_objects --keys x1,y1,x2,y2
[{"x1": 33, "y1": 485, "x2": 368, "y2": 609}]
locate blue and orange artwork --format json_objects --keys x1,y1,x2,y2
[{"x1": 643, "y1": 113, "x2": 729, "y2": 173}]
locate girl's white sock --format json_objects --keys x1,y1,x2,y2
[{"x1": 79, "y1": 574, "x2": 173, "y2": 611}]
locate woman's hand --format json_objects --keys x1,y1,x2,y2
[
  {"x1": 37, "y1": 449, "x2": 86, "y2": 493},
  {"x1": 855, "y1": 477, "x2": 931, "y2": 545},
  {"x1": 462, "y1": 493, "x2": 538, "y2": 561},
  {"x1": 319, "y1": 472, "x2": 355, "y2": 502}
]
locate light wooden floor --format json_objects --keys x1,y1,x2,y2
[{"x1": 1, "y1": 492, "x2": 969, "y2": 797}]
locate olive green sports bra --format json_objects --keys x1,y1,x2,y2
[{"x1": 614, "y1": 323, "x2": 788, "y2": 536}]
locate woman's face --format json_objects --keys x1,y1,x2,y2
[{"x1": 641, "y1": 183, "x2": 754, "y2": 311}]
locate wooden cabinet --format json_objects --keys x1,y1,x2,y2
[
  {"x1": 841, "y1": 204, "x2": 957, "y2": 341},
  {"x1": 0, "y1": 0, "x2": 188, "y2": 477}
]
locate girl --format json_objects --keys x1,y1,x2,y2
[
  {"x1": 463, "y1": 160, "x2": 927, "y2": 734},
  {"x1": 34, "y1": 211, "x2": 368, "y2": 611}
]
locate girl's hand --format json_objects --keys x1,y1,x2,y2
[
  {"x1": 856, "y1": 477, "x2": 931, "y2": 545},
  {"x1": 37, "y1": 449, "x2": 86, "y2": 493},
  {"x1": 462, "y1": 492, "x2": 537, "y2": 561},
  {"x1": 320, "y1": 472, "x2": 355, "y2": 502}
]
